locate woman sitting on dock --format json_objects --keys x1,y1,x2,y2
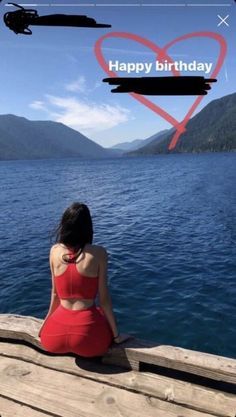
[{"x1": 39, "y1": 202, "x2": 129, "y2": 357}]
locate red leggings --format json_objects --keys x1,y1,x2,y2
[{"x1": 40, "y1": 304, "x2": 113, "y2": 357}]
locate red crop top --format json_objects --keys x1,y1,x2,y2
[{"x1": 54, "y1": 253, "x2": 98, "y2": 299}]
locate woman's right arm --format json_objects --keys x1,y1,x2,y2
[{"x1": 98, "y1": 248, "x2": 119, "y2": 338}]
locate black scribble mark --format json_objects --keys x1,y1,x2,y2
[
  {"x1": 103, "y1": 76, "x2": 217, "y2": 96},
  {"x1": 4, "y1": 3, "x2": 111, "y2": 35}
]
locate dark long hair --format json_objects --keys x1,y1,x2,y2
[{"x1": 55, "y1": 202, "x2": 93, "y2": 262}]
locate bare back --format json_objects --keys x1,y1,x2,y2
[{"x1": 51, "y1": 243, "x2": 106, "y2": 311}]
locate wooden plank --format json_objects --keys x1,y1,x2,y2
[
  {"x1": 102, "y1": 340, "x2": 236, "y2": 384},
  {"x1": 0, "y1": 355, "x2": 218, "y2": 417},
  {"x1": 1, "y1": 342, "x2": 236, "y2": 417},
  {"x1": 0, "y1": 314, "x2": 42, "y2": 349},
  {"x1": 0, "y1": 395, "x2": 51, "y2": 417},
  {"x1": 0, "y1": 314, "x2": 236, "y2": 384}
]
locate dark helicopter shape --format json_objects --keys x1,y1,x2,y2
[{"x1": 4, "y1": 3, "x2": 111, "y2": 35}]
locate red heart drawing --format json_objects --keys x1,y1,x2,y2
[{"x1": 94, "y1": 32, "x2": 227, "y2": 150}]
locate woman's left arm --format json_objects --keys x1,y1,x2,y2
[{"x1": 38, "y1": 247, "x2": 60, "y2": 337}]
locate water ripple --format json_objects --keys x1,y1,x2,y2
[{"x1": 0, "y1": 154, "x2": 235, "y2": 358}]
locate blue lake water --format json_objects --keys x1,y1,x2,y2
[{"x1": 0, "y1": 153, "x2": 235, "y2": 358}]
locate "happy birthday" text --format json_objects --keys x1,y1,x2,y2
[{"x1": 108, "y1": 60, "x2": 213, "y2": 75}]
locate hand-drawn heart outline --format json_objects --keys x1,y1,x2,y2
[{"x1": 94, "y1": 32, "x2": 227, "y2": 150}]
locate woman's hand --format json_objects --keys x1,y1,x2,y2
[{"x1": 113, "y1": 333, "x2": 133, "y2": 344}]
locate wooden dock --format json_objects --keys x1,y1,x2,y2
[{"x1": 0, "y1": 314, "x2": 235, "y2": 417}]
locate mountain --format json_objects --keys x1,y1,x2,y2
[
  {"x1": 111, "y1": 138, "x2": 144, "y2": 151},
  {"x1": 111, "y1": 129, "x2": 169, "y2": 152},
  {"x1": 0, "y1": 114, "x2": 116, "y2": 160},
  {"x1": 127, "y1": 93, "x2": 236, "y2": 155}
]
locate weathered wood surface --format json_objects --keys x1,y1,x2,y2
[
  {"x1": 103, "y1": 340, "x2": 236, "y2": 383},
  {"x1": 0, "y1": 314, "x2": 236, "y2": 417},
  {"x1": 0, "y1": 314, "x2": 236, "y2": 383},
  {"x1": 0, "y1": 314, "x2": 42, "y2": 349},
  {"x1": 0, "y1": 352, "x2": 222, "y2": 417},
  {"x1": 0, "y1": 343, "x2": 236, "y2": 417},
  {"x1": 1, "y1": 342, "x2": 236, "y2": 417},
  {"x1": 0, "y1": 396, "x2": 49, "y2": 417}
]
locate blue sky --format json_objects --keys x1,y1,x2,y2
[{"x1": 0, "y1": 0, "x2": 235, "y2": 147}]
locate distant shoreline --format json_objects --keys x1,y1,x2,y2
[{"x1": 0, "y1": 149, "x2": 235, "y2": 163}]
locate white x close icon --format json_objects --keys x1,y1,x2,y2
[{"x1": 217, "y1": 15, "x2": 229, "y2": 27}]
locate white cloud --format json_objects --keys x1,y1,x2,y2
[
  {"x1": 29, "y1": 75, "x2": 130, "y2": 133},
  {"x1": 29, "y1": 100, "x2": 46, "y2": 110},
  {"x1": 65, "y1": 76, "x2": 102, "y2": 94},
  {"x1": 65, "y1": 76, "x2": 86, "y2": 93},
  {"x1": 39, "y1": 94, "x2": 130, "y2": 132}
]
